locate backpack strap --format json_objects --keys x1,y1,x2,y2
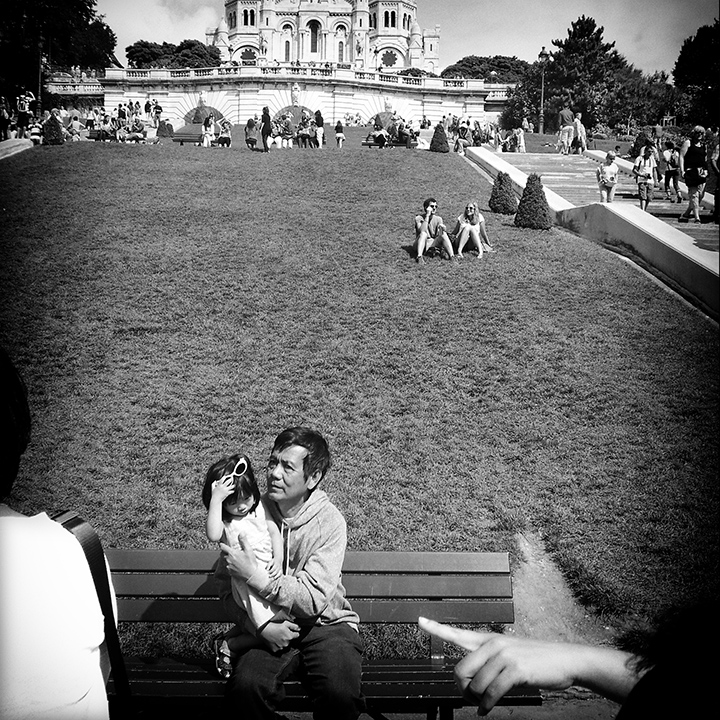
[{"x1": 52, "y1": 511, "x2": 132, "y2": 715}]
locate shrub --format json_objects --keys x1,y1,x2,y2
[
  {"x1": 428, "y1": 123, "x2": 449, "y2": 153},
  {"x1": 42, "y1": 114, "x2": 65, "y2": 145},
  {"x1": 514, "y1": 173, "x2": 553, "y2": 230},
  {"x1": 488, "y1": 171, "x2": 518, "y2": 215},
  {"x1": 157, "y1": 121, "x2": 174, "y2": 138}
]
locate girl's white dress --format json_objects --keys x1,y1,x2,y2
[{"x1": 223, "y1": 500, "x2": 280, "y2": 628}]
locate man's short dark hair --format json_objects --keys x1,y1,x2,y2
[
  {"x1": 423, "y1": 197, "x2": 437, "y2": 210},
  {"x1": 272, "y1": 426, "x2": 331, "y2": 482}
]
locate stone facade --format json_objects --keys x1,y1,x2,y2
[{"x1": 205, "y1": 0, "x2": 440, "y2": 74}]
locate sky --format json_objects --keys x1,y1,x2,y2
[{"x1": 95, "y1": 0, "x2": 718, "y2": 78}]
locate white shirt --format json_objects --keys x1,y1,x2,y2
[{"x1": 0, "y1": 508, "x2": 110, "y2": 720}]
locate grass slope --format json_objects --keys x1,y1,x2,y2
[{"x1": 0, "y1": 140, "x2": 717, "y2": 633}]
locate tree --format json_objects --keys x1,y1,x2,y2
[
  {"x1": 441, "y1": 55, "x2": 529, "y2": 82},
  {"x1": 515, "y1": 174, "x2": 553, "y2": 230},
  {"x1": 429, "y1": 123, "x2": 449, "y2": 153},
  {"x1": 673, "y1": 19, "x2": 720, "y2": 126},
  {"x1": 488, "y1": 172, "x2": 518, "y2": 215},
  {"x1": 0, "y1": 0, "x2": 115, "y2": 101},
  {"x1": 125, "y1": 39, "x2": 220, "y2": 69},
  {"x1": 501, "y1": 15, "x2": 678, "y2": 134},
  {"x1": 543, "y1": 16, "x2": 629, "y2": 131}
]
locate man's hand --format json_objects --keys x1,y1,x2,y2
[
  {"x1": 259, "y1": 620, "x2": 301, "y2": 653},
  {"x1": 219, "y1": 537, "x2": 258, "y2": 580}
]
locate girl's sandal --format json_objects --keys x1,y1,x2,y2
[{"x1": 211, "y1": 633, "x2": 233, "y2": 679}]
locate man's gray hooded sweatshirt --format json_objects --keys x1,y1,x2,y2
[{"x1": 216, "y1": 489, "x2": 359, "y2": 633}]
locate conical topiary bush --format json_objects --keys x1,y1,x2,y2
[
  {"x1": 42, "y1": 113, "x2": 65, "y2": 145},
  {"x1": 429, "y1": 123, "x2": 449, "y2": 153},
  {"x1": 488, "y1": 171, "x2": 518, "y2": 214},
  {"x1": 514, "y1": 173, "x2": 553, "y2": 229}
]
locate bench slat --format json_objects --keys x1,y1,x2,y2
[
  {"x1": 114, "y1": 660, "x2": 540, "y2": 705},
  {"x1": 117, "y1": 597, "x2": 513, "y2": 623},
  {"x1": 111, "y1": 572, "x2": 512, "y2": 600},
  {"x1": 106, "y1": 549, "x2": 509, "y2": 574}
]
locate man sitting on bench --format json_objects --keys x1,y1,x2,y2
[{"x1": 218, "y1": 426, "x2": 364, "y2": 720}]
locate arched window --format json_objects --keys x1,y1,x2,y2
[
  {"x1": 384, "y1": 11, "x2": 389, "y2": 27},
  {"x1": 285, "y1": 40, "x2": 291, "y2": 62},
  {"x1": 243, "y1": 9, "x2": 248, "y2": 25},
  {"x1": 391, "y1": 11, "x2": 396, "y2": 28},
  {"x1": 250, "y1": 9, "x2": 255, "y2": 26},
  {"x1": 338, "y1": 41, "x2": 344, "y2": 63},
  {"x1": 309, "y1": 20, "x2": 320, "y2": 53}
]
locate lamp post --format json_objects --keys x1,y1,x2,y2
[{"x1": 537, "y1": 46, "x2": 550, "y2": 135}]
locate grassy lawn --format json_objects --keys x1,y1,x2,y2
[{"x1": 0, "y1": 139, "x2": 717, "y2": 642}]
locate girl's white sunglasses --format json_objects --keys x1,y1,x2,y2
[{"x1": 219, "y1": 457, "x2": 248, "y2": 485}]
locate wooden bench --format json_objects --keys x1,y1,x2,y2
[
  {"x1": 362, "y1": 138, "x2": 418, "y2": 149},
  {"x1": 107, "y1": 549, "x2": 541, "y2": 719}
]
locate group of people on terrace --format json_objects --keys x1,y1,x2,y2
[{"x1": 241, "y1": 107, "x2": 345, "y2": 151}]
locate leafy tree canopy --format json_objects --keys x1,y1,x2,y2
[
  {"x1": 500, "y1": 15, "x2": 678, "y2": 133},
  {"x1": 0, "y1": 0, "x2": 117, "y2": 99},
  {"x1": 126, "y1": 39, "x2": 221, "y2": 69},
  {"x1": 673, "y1": 19, "x2": 719, "y2": 126},
  {"x1": 441, "y1": 55, "x2": 529, "y2": 82}
]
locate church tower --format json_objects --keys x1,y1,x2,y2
[{"x1": 206, "y1": 0, "x2": 438, "y2": 71}]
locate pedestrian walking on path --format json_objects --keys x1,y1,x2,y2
[{"x1": 633, "y1": 146, "x2": 657, "y2": 212}]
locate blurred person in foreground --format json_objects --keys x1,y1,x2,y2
[
  {"x1": 0, "y1": 348, "x2": 112, "y2": 719},
  {"x1": 419, "y1": 600, "x2": 716, "y2": 718}
]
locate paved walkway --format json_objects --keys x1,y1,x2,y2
[{"x1": 497, "y1": 152, "x2": 719, "y2": 252}]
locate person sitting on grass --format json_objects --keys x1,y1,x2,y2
[
  {"x1": 397, "y1": 120, "x2": 415, "y2": 149},
  {"x1": 98, "y1": 114, "x2": 116, "y2": 142},
  {"x1": 244, "y1": 118, "x2": 258, "y2": 150},
  {"x1": 367, "y1": 120, "x2": 389, "y2": 149},
  {"x1": 203, "y1": 453, "x2": 286, "y2": 679},
  {"x1": 414, "y1": 198, "x2": 455, "y2": 264},
  {"x1": 125, "y1": 115, "x2": 146, "y2": 143},
  {"x1": 453, "y1": 201, "x2": 495, "y2": 258},
  {"x1": 217, "y1": 119, "x2": 232, "y2": 148}
]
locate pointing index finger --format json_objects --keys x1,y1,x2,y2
[{"x1": 418, "y1": 617, "x2": 488, "y2": 652}]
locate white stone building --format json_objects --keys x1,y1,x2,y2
[{"x1": 205, "y1": 0, "x2": 440, "y2": 74}]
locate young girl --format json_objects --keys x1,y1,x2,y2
[
  {"x1": 453, "y1": 201, "x2": 495, "y2": 258},
  {"x1": 203, "y1": 454, "x2": 285, "y2": 678},
  {"x1": 335, "y1": 120, "x2": 345, "y2": 148},
  {"x1": 596, "y1": 151, "x2": 619, "y2": 203}
]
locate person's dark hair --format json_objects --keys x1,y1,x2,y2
[
  {"x1": 664, "y1": 140, "x2": 675, "y2": 150},
  {"x1": 0, "y1": 349, "x2": 31, "y2": 499},
  {"x1": 616, "y1": 601, "x2": 715, "y2": 674},
  {"x1": 271, "y1": 427, "x2": 331, "y2": 482},
  {"x1": 201, "y1": 453, "x2": 259, "y2": 517},
  {"x1": 423, "y1": 197, "x2": 437, "y2": 210}
]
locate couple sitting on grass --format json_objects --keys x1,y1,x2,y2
[{"x1": 414, "y1": 197, "x2": 495, "y2": 264}]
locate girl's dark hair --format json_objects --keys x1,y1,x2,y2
[{"x1": 201, "y1": 453, "x2": 260, "y2": 517}]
